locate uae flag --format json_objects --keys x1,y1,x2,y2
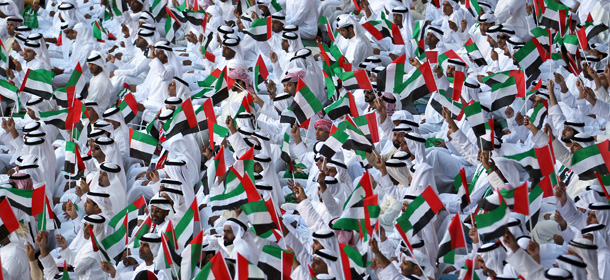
[
  {"x1": 195, "y1": 252, "x2": 231, "y2": 279},
  {"x1": 210, "y1": 169, "x2": 259, "y2": 214},
  {"x1": 454, "y1": 168, "x2": 472, "y2": 210},
  {"x1": 490, "y1": 76, "x2": 518, "y2": 111},
  {"x1": 0, "y1": 199, "x2": 19, "y2": 242},
  {"x1": 452, "y1": 71, "x2": 465, "y2": 101},
  {"x1": 244, "y1": 17, "x2": 272, "y2": 41},
  {"x1": 240, "y1": 199, "x2": 278, "y2": 237},
  {"x1": 184, "y1": 9, "x2": 206, "y2": 25},
  {"x1": 514, "y1": 38, "x2": 547, "y2": 83},
  {"x1": 411, "y1": 21, "x2": 427, "y2": 60},
  {"x1": 254, "y1": 55, "x2": 269, "y2": 92},
  {"x1": 108, "y1": 196, "x2": 146, "y2": 235},
  {"x1": 180, "y1": 230, "x2": 203, "y2": 280},
  {"x1": 290, "y1": 78, "x2": 323, "y2": 124},
  {"x1": 132, "y1": 216, "x2": 152, "y2": 248},
  {"x1": 196, "y1": 68, "x2": 221, "y2": 88},
  {"x1": 175, "y1": 199, "x2": 201, "y2": 249},
  {"x1": 562, "y1": 34, "x2": 579, "y2": 55},
  {"x1": 205, "y1": 67, "x2": 231, "y2": 105},
  {"x1": 0, "y1": 79, "x2": 18, "y2": 103},
  {"x1": 0, "y1": 185, "x2": 46, "y2": 216},
  {"x1": 257, "y1": 245, "x2": 294, "y2": 280},
  {"x1": 539, "y1": 0, "x2": 569, "y2": 35},
  {"x1": 101, "y1": 215, "x2": 129, "y2": 262},
  {"x1": 464, "y1": 38, "x2": 487, "y2": 66},
  {"x1": 64, "y1": 141, "x2": 85, "y2": 173},
  {"x1": 214, "y1": 146, "x2": 226, "y2": 177},
  {"x1": 88, "y1": 225, "x2": 112, "y2": 262},
  {"x1": 159, "y1": 230, "x2": 182, "y2": 276},
  {"x1": 583, "y1": 15, "x2": 608, "y2": 40},
  {"x1": 318, "y1": 125, "x2": 349, "y2": 159},
  {"x1": 529, "y1": 102, "x2": 548, "y2": 130},
  {"x1": 350, "y1": 113, "x2": 380, "y2": 143},
  {"x1": 151, "y1": 0, "x2": 167, "y2": 20},
  {"x1": 474, "y1": 196, "x2": 510, "y2": 241},
  {"x1": 362, "y1": 19, "x2": 404, "y2": 45},
  {"x1": 399, "y1": 61, "x2": 437, "y2": 106},
  {"x1": 465, "y1": 0, "x2": 482, "y2": 17},
  {"x1": 340, "y1": 70, "x2": 373, "y2": 91},
  {"x1": 459, "y1": 259, "x2": 481, "y2": 280},
  {"x1": 201, "y1": 32, "x2": 216, "y2": 63},
  {"x1": 129, "y1": 129, "x2": 158, "y2": 162},
  {"x1": 20, "y1": 68, "x2": 55, "y2": 100},
  {"x1": 280, "y1": 133, "x2": 293, "y2": 169},
  {"x1": 463, "y1": 101, "x2": 486, "y2": 136},
  {"x1": 118, "y1": 92, "x2": 138, "y2": 123},
  {"x1": 437, "y1": 213, "x2": 467, "y2": 264},
  {"x1": 332, "y1": 171, "x2": 376, "y2": 231},
  {"x1": 39, "y1": 109, "x2": 68, "y2": 130},
  {"x1": 377, "y1": 54, "x2": 406, "y2": 94},
  {"x1": 430, "y1": 89, "x2": 463, "y2": 118},
  {"x1": 570, "y1": 139, "x2": 610, "y2": 180},
  {"x1": 163, "y1": 98, "x2": 199, "y2": 139},
  {"x1": 339, "y1": 116, "x2": 373, "y2": 155},
  {"x1": 527, "y1": 184, "x2": 544, "y2": 230},
  {"x1": 531, "y1": 27, "x2": 553, "y2": 56},
  {"x1": 498, "y1": 182, "x2": 530, "y2": 215},
  {"x1": 165, "y1": 7, "x2": 182, "y2": 43},
  {"x1": 92, "y1": 20, "x2": 115, "y2": 42},
  {"x1": 576, "y1": 26, "x2": 588, "y2": 51},
  {"x1": 395, "y1": 186, "x2": 443, "y2": 245},
  {"x1": 504, "y1": 145, "x2": 555, "y2": 179},
  {"x1": 0, "y1": 38, "x2": 8, "y2": 65},
  {"x1": 37, "y1": 195, "x2": 60, "y2": 231},
  {"x1": 318, "y1": 16, "x2": 335, "y2": 42},
  {"x1": 324, "y1": 92, "x2": 358, "y2": 120},
  {"x1": 110, "y1": 0, "x2": 128, "y2": 16},
  {"x1": 480, "y1": 119, "x2": 496, "y2": 150}
]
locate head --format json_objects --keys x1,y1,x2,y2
[
  {"x1": 400, "y1": 256, "x2": 422, "y2": 276},
  {"x1": 88, "y1": 63, "x2": 103, "y2": 75},
  {"x1": 129, "y1": 0, "x2": 143, "y2": 12},
  {"x1": 150, "y1": 205, "x2": 169, "y2": 225},
  {"x1": 64, "y1": 29, "x2": 77, "y2": 40},
  {"x1": 7, "y1": 21, "x2": 17, "y2": 36},
  {"x1": 91, "y1": 143, "x2": 105, "y2": 162},
  {"x1": 84, "y1": 198, "x2": 102, "y2": 215},
  {"x1": 393, "y1": 14, "x2": 403, "y2": 27},
  {"x1": 281, "y1": 39, "x2": 289, "y2": 52},
  {"x1": 272, "y1": 20, "x2": 284, "y2": 33},
  {"x1": 22, "y1": 48, "x2": 36, "y2": 62},
  {"x1": 135, "y1": 36, "x2": 148, "y2": 49},
  {"x1": 155, "y1": 49, "x2": 168, "y2": 64},
  {"x1": 138, "y1": 240, "x2": 158, "y2": 264},
  {"x1": 168, "y1": 80, "x2": 177, "y2": 96},
  {"x1": 222, "y1": 46, "x2": 236, "y2": 60},
  {"x1": 392, "y1": 131, "x2": 407, "y2": 149},
  {"x1": 223, "y1": 225, "x2": 235, "y2": 246},
  {"x1": 446, "y1": 65, "x2": 456, "y2": 78},
  {"x1": 364, "y1": 89, "x2": 376, "y2": 103},
  {"x1": 86, "y1": 107, "x2": 99, "y2": 122},
  {"x1": 98, "y1": 171, "x2": 110, "y2": 187},
  {"x1": 83, "y1": 223, "x2": 91, "y2": 239},
  {"x1": 587, "y1": 211, "x2": 598, "y2": 225},
  {"x1": 442, "y1": 0, "x2": 454, "y2": 16},
  {"x1": 425, "y1": 32, "x2": 440, "y2": 48},
  {"x1": 338, "y1": 25, "x2": 355, "y2": 39},
  {"x1": 561, "y1": 126, "x2": 576, "y2": 142},
  {"x1": 282, "y1": 81, "x2": 297, "y2": 95},
  {"x1": 311, "y1": 256, "x2": 329, "y2": 275},
  {"x1": 496, "y1": 33, "x2": 509, "y2": 49},
  {"x1": 254, "y1": 161, "x2": 263, "y2": 173},
  {"x1": 480, "y1": 22, "x2": 494, "y2": 35},
  {"x1": 312, "y1": 239, "x2": 324, "y2": 252}
]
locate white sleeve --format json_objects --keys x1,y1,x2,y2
[
  {"x1": 505, "y1": 249, "x2": 545, "y2": 280},
  {"x1": 295, "y1": 199, "x2": 329, "y2": 233}
]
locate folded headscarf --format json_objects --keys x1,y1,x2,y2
[{"x1": 228, "y1": 68, "x2": 254, "y2": 93}]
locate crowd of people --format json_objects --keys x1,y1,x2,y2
[{"x1": 1, "y1": 0, "x2": 610, "y2": 279}]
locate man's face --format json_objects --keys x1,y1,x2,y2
[
  {"x1": 587, "y1": 211, "x2": 599, "y2": 225},
  {"x1": 480, "y1": 22, "x2": 494, "y2": 35},
  {"x1": 7, "y1": 21, "x2": 16, "y2": 35},
  {"x1": 168, "y1": 80, "x2": 177, "y2": 96},
  {"x1": 223, "y1": 225, "x2": 235, "y2": 246},
  {"x1": 364, "y1": 89, "x2": 376, "y2": 103},
  {"x1": 92, "y1": 144, "x2": 104, "y2": 159},
  {"x1": 531, "y1": 95, "x2": 545, "y2": 108},
  {"x1": 312, "y1": 239, "x2": 324, "y2": 252},
  {"x1": 442, "y1": 1, "x2": 454, "y2": 16},
  {"x1": 281, "y1": 39, "x2": 289, "y2": 52},
  {"x1": 150, "y1": 205, "x2": 169, "y2": 225},
  {"x1": 425, "y1": 32, "x2": 439, "y2": 48},
  {"x1": 315, "y1": 127, "x2": 330, "y2": 141},
  {"x1": 139, "y1": 241, "x2": 154, "y2": 261},
  {"x1": 568, "y1": 142, "x2": 583, "y2": 154},
  {"x1": 561, "y1": 126, "x2": 575, "y2": 142},
  {"x1": 65, "y1": 29, "x2": 77, "y2": 40},
  {"x1": 497, "y1": 33, "x2": 509, "y2": 49},
  {"x1": 83, "y1": 223, "x2": 91, "y2": 239},
  {"x1": 98, "y1": 171, "x2": 110, "y2": 187},
  {"x1": 222, "y1": 46, "x2": 236, "y2": 59},
  {"x1": 23, "y1": 48, "x2": 36, "y2": 62},
  {"x1": 84, "y1": 198, "x2": 99, "y2": 215},
  {"x1": 129, "y1": 0, "x2": 143, "y2": 12},
  {"x1": 254, "y1": 162, "x2": 263, "y2": 173},
  {"x1": 107, "y1": 119, "x2": 120, "y2": 130},
  {"x1": 136, "y1": 37, "x2": 148, "y2": 49},
  {"x1": 338, "y1": 26, "x2": 354, "y2": 39},
  {"x1": 88, "y1": 63, "x2": 102, "y2": 76},
  {"x1": 393, "y1": 14, "x2": 403, "y2": 27},
  {"x1": 283, "y1": 81, "x2": 297, "y2": 95},
  {"x1": 156, "y1": 50, "x2": 168, "y2": 64},
  {"x1": 400, "y1": 257, "x2": 416, "y2": 276},
  {"x1": 311, "y1": 256, "x2": 328, "y2": 275},
  {"x1": 272, "y1": 20, "x2": 284, "y2": 33},
  {"x1": 446, "y1": 65, "x2": 456, "y2": 78},
  {"x1": 393, "y1": 132, "x2": 406, "y2": 148}
]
